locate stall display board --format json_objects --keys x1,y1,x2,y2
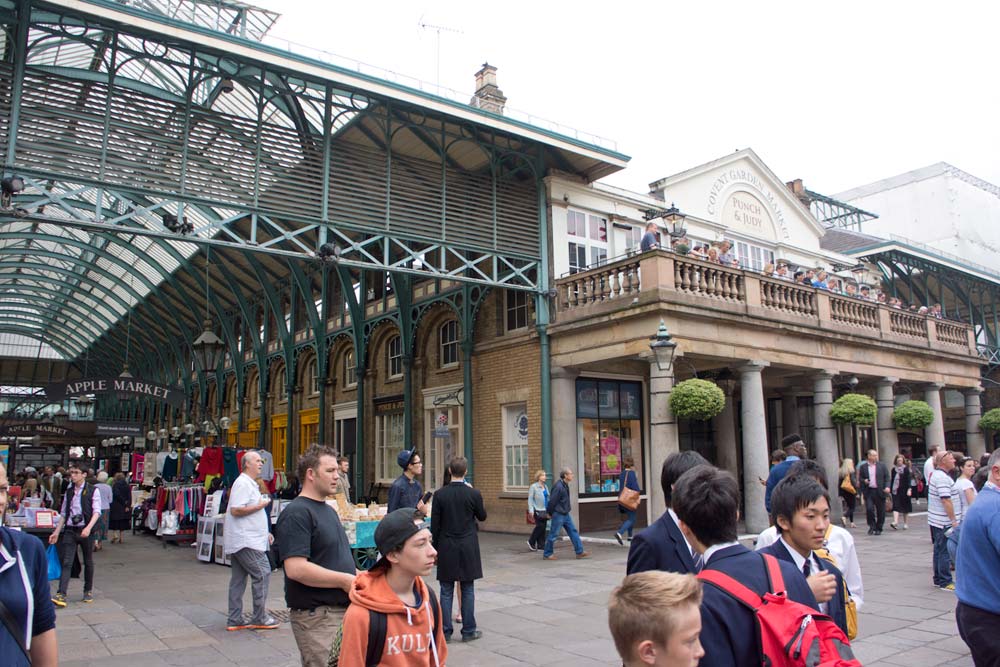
[
  {"x1": 196, "y1": 515, "x2": 219, "y2": 563},
  {"x1": 213, "y1": 520, "x2": 231, "y2": 566}
]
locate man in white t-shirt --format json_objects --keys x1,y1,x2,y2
[
  {"x1": 927, "y1": 451, "x2": 959, "y2": 590},
  {"x1": 224, "y1": 451, "x2": 277, "y2": 631},
  {"x1": 923, "y1": 446, "x2": 939, "y2": 493}
]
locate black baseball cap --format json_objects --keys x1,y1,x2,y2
[{"x1": 370, "y1": 509, "x2": 429, "y2": 572}]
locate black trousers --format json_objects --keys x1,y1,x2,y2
[
  {"x1": 957, "y1": 602, "x2": 1000, "y2": 666},
  {"x1": 863, "y1": 488, "x2": 885, "y2": 530},
  {"x1": 58, "y1": 528, "x2": 94, "y2": 595},
  {"x1": 528, "y1": 512, "x2": 548, "y2": 549}
]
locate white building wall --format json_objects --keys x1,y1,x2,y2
[{"x1": 836, "y1": 164, "x2": 1000, "y2": 270}]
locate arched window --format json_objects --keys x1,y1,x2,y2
[
  {"x1": 344, "y1": 349, "x2": 357, "y2": 387},
  {"x1": 274, "y1": 366, "x2": 286, "y2": 400},
  {"x1": 387, "y1": 335, "x2": 403, "y2": 378},
  {"x1": 439, "y1": 320, "x2": 459, "y2": 367}
]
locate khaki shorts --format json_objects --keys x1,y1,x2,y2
[{"x1": 289, "y1": 605, "x2": 347, "y2": 667}]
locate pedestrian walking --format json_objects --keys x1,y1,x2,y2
[
  {"x1": 387, "y1": 449, "x2": 427, "y2": 514},
  {"x1": 49, "y1": 463, "x2": 101, "y2": 608},
  {"x1": 526, "y1": 469, "x2": 549, "y2": 552},
  {"x1": 542, "y1": 468, "x2": 589, "y2": 561},
  {"x1": 889, "y1": 454, "x2": 913, "y2": 530},
  {"x1": 335, "y1": 456, "x2": 351, "y2": 502},
  {"x1": 431, "y1": 456, "x2": 486, "y2": 642},
  {"x1": 275, "y1": 445, "x2": 356, "y2": 667},
  {"x1": 858, "y1": 449, "x2": 889, "y2": 535},
  {"x1": 927, "y1": 451, "x2": 959, "y2": 590},
  {"x1": 764, "y1": 434, "x2": 807, "y2": 513},
  {"x1": 838, "y1": 458, "x2": 858, "y2": 528},
  {"x1": 107, "y1": 473, "x2": 131, "y2": 544},
  {"x1": 224, "y1": 451, "x2": 278, "y2": 632},
  {"x1": 614, "y1": 457, "x2": 641, "y2": 546},
  {"x1": 947, "y1": 456, "x2": 978, "y2": 566},
  {"x1": 93, "y1": 471, "x2": 112, "y2": 551}
]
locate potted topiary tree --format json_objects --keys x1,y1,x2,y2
[
  {"x1": 979, "y1": 407, "x2": 1000, "y2": 446},
  {"x1": 892, "y1": 400, "x2": 935, "y2": 430},
  {"x1": 669, "y1": 379, "x2": 725, "y2": 421},
  {"x1": 829, "y1": 393, "x2": 877, "y2": 426}
]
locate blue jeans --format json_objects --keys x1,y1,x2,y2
[
  {"x1": 543, "y1": 512, "x2": 584, "y2": 557},
  {"x1": 930, "y1": 525, "x2": 952, "y2": 586},
  {"x1": 946, "y1": 525, "x2": 962, "y2": 567},
  {"x1": 440, "y1": 580, "x2": 476, "y2": 639},
  {"x1": 617, "y1": 510, "x2": 636, "y2": 538}
]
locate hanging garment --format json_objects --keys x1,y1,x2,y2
[
  {"x1": 197, "y1": 447, "x2": 224, "y2": 481},
  {"x1": 162, "y1": 453, "x2": 179, "y2": 482},
  {"x1": 222, "y1": 448, "x2": 239, "y2": 486}
]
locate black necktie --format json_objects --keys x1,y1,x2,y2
[{"x1": 802, "y1": 560, "x2": 811, "y2": 578}]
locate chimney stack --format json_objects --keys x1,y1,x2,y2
[
  {"x1": 786, "y1": 178, "x2": 811, "y2": 208},
  {"x1": 470, "y1": 62, "x2": 507, "y2": 115}
]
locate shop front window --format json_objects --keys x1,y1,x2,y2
[{"x1": 575, "y1": 379, "x2": 644, "y2": 496}]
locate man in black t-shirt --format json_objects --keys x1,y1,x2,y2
[{"x1": 275, "y1": 445, "x2": 356, "y2": 667}]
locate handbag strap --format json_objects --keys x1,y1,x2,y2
[{"x1": 0, "y1": 598, "x2": 31, "y2": 665}]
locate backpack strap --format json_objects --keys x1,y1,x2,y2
[
  {"x1": 427, "y1": 586, "x2": 439, "y2": 641},
  {"x1": 366, "y1": 610, "x2": 387, "y2": 667},
  {"x1": 698, "y1": 569, "x2": 764, "y2": 610},
  {"x1": 761, "y1": 552, "x2": 787, "y2": 597}
]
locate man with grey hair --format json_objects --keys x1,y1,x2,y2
[
  {"x1": 542, "y1": 467, "x2": 589, "y2": 561},
  {"x1": 955, "y1": 448, "x2": 1000, "y2": 664},
  {"x1": 224, "y1": 450, "x2": 278, "y2": 631}
]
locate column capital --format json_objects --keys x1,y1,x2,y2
[
  {"x1": 737, "y1": 360, "x2": 769, "y2": 373},
  {"x1": 551, "y1": 366, "x2": 579, "y2": 381},
  {"x1": 924, "y1": 382, "x2": 945, "y2": 391},
  {"x1": 962, "y1": 385, "x2": 984, "y2": 396},
  {"x1": 813, "y1": 369, "x2": 838, "y2": 380},
  {"x1": 876, "y1": 377, "x2": 899, "y2": 386}
]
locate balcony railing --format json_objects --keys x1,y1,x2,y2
[{"x1": 554, "y1": 250, "x2": 976, "y2": 355}]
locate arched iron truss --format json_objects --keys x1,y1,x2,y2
[
  {"x1": 851, "y1": 243, "x2": 1000, "y2": 373},
  {"x1": 0, "y1": 0, "x2": 627, "y2": 480}
]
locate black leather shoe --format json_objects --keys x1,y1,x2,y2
[
  {"x1": 462, "y1": 631, "x2": 483, "y2": 642},
  {"x1": 867, "y1": 528, "x2": 874, "y2": 535}
]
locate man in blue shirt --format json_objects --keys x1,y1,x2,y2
[
  {"x1": 0, "y1": 460, "x2": 58, "y2": 666},
  {"x1": 764, "y1": 433, "x2": 807, "y2": 513},
  {"x1": 639, "y1": 222, "x2": 659, "y2": 252},
  {"x1": 955, "y1": 449, "x2": 1000, "y2": 665}
]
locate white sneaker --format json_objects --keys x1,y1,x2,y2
[{"x1": 526, "y1": 540, "x2": 537, "y2": 552}]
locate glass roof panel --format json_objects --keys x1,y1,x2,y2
[{"x1": 0, "y1": 333, "x2": 65, "y2": 359}]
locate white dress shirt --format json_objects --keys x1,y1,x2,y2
[{"x1": 778, "y1": 536, "x2": 827, "y2": 614}]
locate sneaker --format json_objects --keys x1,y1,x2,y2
[
  {"x1": 938, "y1": 583, "x2": 956, "y2": 591},
  {"x1": 461, "y1": 630, "x2": 483, "y2": 642},
  {"x1": 543, "y1": 555, "x2": 558, "y2": 561},
  {"x1": 82, "y1": 591, "x2": 94, "y2": 604},
  {"x1": 614, "y1": 533, "x2": 624, "y2": 546},
  {"x1": 51, "y1": 593, "x2": 67, "y2": 608},
  {"x1": 226, "y1": 624, "x2": 251, "y2": 632},
  {"x1": 576, "y1": 551, "x2": 591, "y2": 559},
  {"x1": 526, "y1": 540, "x2": 537, "y2": 552},
  {"x1": 250, "y1": 617, "x2": 280, "y2": 630}
]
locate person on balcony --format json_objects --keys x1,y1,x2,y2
[
  {"x1": 639, "y1": 222, "x2": 660, "y2": 252},
  {"x1": 717, "y1": 240, "x2": 735, "y2": 265},
  {"x1": 706, "y1": 246, "x2": 720, "y2": 264}
]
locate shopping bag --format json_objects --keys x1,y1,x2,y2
[{"x1": 46, "y1": 544, "x2": 61, "y2": 581}]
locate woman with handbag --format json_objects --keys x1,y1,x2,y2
[
  {"x1": 838, "y1": 459, "x2": 858, "y2": 528},
  {"x1": 526, "y1": 470, "x2": 549, "y2": 552},
  {"x1": 614, "y1": 458, "x2": 641, "y2": 546}
]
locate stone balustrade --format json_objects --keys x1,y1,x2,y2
[
  {"x1": 554, "y1": 249, "x2": 976, "y2": 354},
  {"x1": 559, "y1": 255, "x2": 641, "y2": 308}
]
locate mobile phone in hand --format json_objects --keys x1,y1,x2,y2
[{"x1": 421, "y1": 492, "x2": 433, "y2": 504}]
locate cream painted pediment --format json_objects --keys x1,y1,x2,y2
[{"x1": 648, "y1": 149, "x2": 828, "y2": 252}]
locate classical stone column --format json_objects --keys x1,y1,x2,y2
[
  {"x1": 551, "y1": 366, "x2": 581, "y2": 527},
  {"x1": 875, "y1": 378, "x2": 899, "y2": 466},
  {"x1": 964, "y1": 386, "x2": 986, "y2": 460},
  {"x1": 782, "y1": 389, "x2": 800, "y2": 440},
  {"x1": 924, "y1": 383, "x2": 946, "y2": 452},
  {"x1": 714, "y1": 385, "x2": 739, "y2": 480},
  {"x1": 739, "y1": 361, "x2": 770, "y2": 534},
  {"x1": 812, "y1": 370, "x2": 842, "y2": 523},
  {"x1": 647, "y1": 352, "x2": 680, "y2": 519}
]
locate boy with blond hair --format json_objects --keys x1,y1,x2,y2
[{"x1": 608, "y1": 571, "x2": 704, "y2": 666}]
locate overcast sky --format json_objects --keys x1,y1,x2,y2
[{"x1": 254, "y1": 0, "x2": 1000, "y2": 198}]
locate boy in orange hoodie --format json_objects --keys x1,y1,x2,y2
[{"x1": 340, "y1": 509, "x2": 448, "y2": 666}]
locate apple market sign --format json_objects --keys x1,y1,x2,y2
[
  {"x1": 46, "y1": 377, "x2": 185, "y2": 408},
  {"x1": 706, "y1": 168, "x2": 791, "y2": 240}
]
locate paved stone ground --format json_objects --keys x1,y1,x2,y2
[{"x1": 51, "y1": 509, "x2": 972, "y2": 666}]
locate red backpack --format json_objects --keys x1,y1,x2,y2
[{"x1": 698, "y1": 553, "x2": 861, "y2": 667}]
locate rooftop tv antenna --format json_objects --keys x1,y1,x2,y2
[{"x1": 418, "y1": 17, "x2": 463, "y2": 92}]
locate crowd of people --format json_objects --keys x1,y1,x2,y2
[
  {"x1": 640, "y1": 224, "x2": 956, "y2": 318},
  {"x1": 607, "y1": 436, "x2": 1000, "y2": 667}
]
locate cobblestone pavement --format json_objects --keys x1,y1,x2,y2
[{"x1": 51, "y1": 510, "x2": 972, "y2": 666}]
